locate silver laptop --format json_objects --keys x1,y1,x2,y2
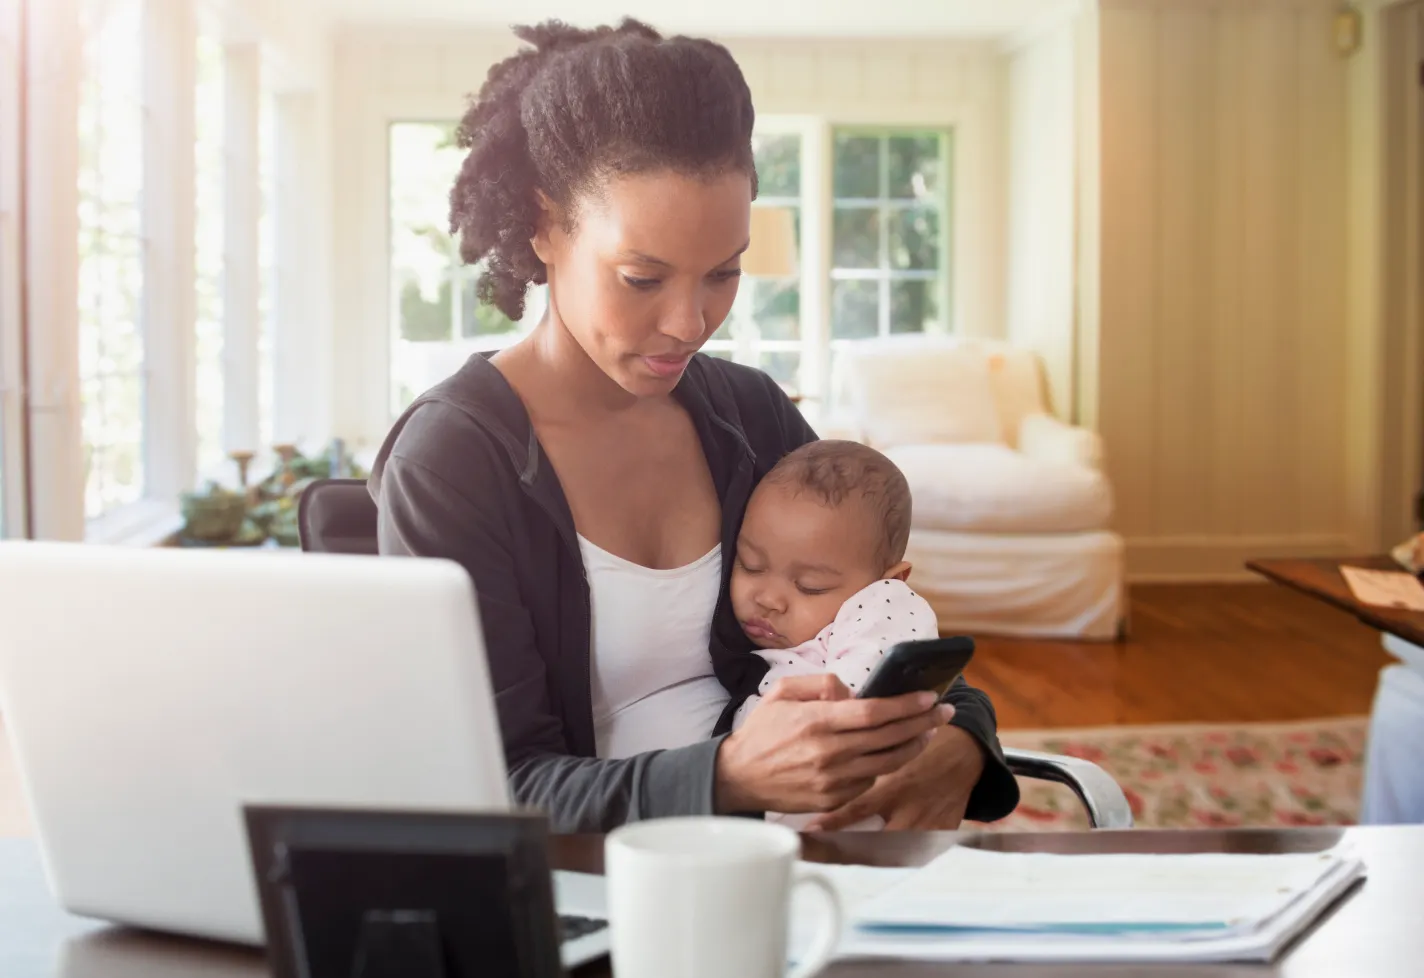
[{"x1": 0, "y1": 542, "x2": 609, "y2": 968}]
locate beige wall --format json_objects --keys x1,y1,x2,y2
[
  {"x1": 1006, "y1": 16, "x2": 1078, "y2": 420},
  {"x1": 327, "y1": 28, "x2": 1010, "y2": 447},
  {"x1": 1093, "y1": 0, "x2": 1354, "y2": 579}
]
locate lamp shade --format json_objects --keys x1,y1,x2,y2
[{"x1": 743, "y1": 206, "x2": 798, "y2": 278}]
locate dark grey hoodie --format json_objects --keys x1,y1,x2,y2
[{"x1": 369, "y1": 353, "x2": 1018, "y2": 832}]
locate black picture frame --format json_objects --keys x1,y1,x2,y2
[{"x1": 243, "y1": 806, "x2": 565, "y2": 978}]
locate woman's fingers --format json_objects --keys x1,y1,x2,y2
[
  {"x1": 819, "y1": 691, "x2": 942, "y2": 732},
  {"x1": 833, "y1": 731, "x2": 933, "y2": 782}
]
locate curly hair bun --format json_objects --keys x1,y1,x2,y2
[{"x1": 448, "y1": 19, "x2": 756, "y2": 320}]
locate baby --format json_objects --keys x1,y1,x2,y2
[{"x1": 730, "y1": 440, "x2": 939, "y2": 828}]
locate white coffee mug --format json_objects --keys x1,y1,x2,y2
[{"x1": 605, "y1": 817, "x2": 842, "y2": 978}]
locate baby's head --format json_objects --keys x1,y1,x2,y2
[{"x1": 732, "y1": 440, "x2": 912, "y2": 650}]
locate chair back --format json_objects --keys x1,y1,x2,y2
[{"x1": 297, "y1": 478, "x2": 378, "y2": 554}]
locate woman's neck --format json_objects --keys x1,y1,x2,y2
[{"x1": 497, "y1": 305, "x2": 647, "y2": 424}]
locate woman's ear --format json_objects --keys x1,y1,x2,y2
[
  {"x1": 884, "y1": 561, "x2": 912, "y2": 583},
  {"x1": 530, "y1": 190, "x2": 563, "y2": 265}
]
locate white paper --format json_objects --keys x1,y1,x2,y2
[
  {"x1": 1340, "y1": 566, "x2": 1424, "y2": 612},
  {"x1": 791, "y1": 847, "x2": 1366, "y2": 965}
]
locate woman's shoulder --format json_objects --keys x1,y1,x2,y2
[{"x1": 372, "y1": 356, "x2": 531, "y2": 499}]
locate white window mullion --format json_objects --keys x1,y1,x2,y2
[
  {"x1": 223, "y1": 42, "x2": 261, "y2": 455},
  {"x1": 141, "y1": 0, "x2": 196, "y2": 499},
  {"x1": 806, "y1": 118, "x2": 832, "y2": 407},
  {"x1": 273, "y1": 91, "x2": 317, "y2": 446},
  {"x1": 25, "y1": 0, "x2": 86, "y2": 540},
  {"x1": 0, "y1": 0, "x2": 27, "y2": 536}
]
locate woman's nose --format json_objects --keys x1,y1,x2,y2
[{"x1": 660, "y1": 298, "x2": 707, "y2": 344}]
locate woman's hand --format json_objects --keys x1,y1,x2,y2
[
  {"x1": 804, "y1": 724, "x2": 986, "y2": 831},
  {"x1": 714, "y1": 675, "x2": 952, "y2": 815}
]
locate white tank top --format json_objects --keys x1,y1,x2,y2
[{"x1": 579, "y1": 535, "x2": 730, "y2": 759}]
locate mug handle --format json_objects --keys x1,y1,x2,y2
[{"x1": 786, "y1": 868, "x2": 843, "y2": 978}]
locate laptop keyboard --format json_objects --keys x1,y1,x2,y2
[{"x1": 559, "y1": 913, "x2": 609, "y2": 942}]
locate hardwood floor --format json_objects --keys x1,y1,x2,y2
[{"x1": 965, "y1": 583, "x2": 1393, "y2": 730}]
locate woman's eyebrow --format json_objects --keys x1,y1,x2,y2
[
  {"x1": 615, "y1": 241, "x2": 750, "y2": 269},
  {"x1": 616, "y1": 250, "x2": 672, "y2": 267}
]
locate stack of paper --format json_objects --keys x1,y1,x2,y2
[{"x1": 793, "y1": 845, "x2": 1364, "y2": 964}]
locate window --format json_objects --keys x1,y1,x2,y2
[
  {"x1": 704, "y1": 130, "x2": 805, "y2": 393},
  {"x1": 830, "y1": 129, "x2": 951, "y2": 340},
  {"x1": 77, "y1": 0, "x2": 145, "y2": 520},
  {"x1": 388, "y1": 121, "x2": 543, "y2": 416},
  {"x1": 193, "y1": 28, "x2": 224, "y2": 479}
]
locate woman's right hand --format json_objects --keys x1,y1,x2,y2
[{"x1": 713, "y1": 675, "x2": 954, "y2": 814}]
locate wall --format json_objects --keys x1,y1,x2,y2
[
  {"x1": 1005, "y1": 16, "x2": 1078, "y2": 420},
  {"x1": 327, "y1": 28, "x2": 1010, "y2": 448},
  {"x1": 1093, "y1": 0, "x2": 1353, "y2": 579}
]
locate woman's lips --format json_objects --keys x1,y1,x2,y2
[
  {"x1": 642, "y1": 353, "x2": 693, "y2": 378},
  {"x1": 741, "y1": 617, "x2": 780, "y2": 643}
]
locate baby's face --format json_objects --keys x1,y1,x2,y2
[{"x1": 731, "y1": 481, "x2": 892, "y2": 649}]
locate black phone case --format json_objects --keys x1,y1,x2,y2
[{"x1": 856, "y1": 637, "x2": 975, "y2": 700}]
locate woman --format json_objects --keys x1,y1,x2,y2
[{"x1": 370, "y1": 19, "x2": 1019, "y2": 832}]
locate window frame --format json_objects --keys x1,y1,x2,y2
[
  {"x1": 828, "y1": 125, "x2": 954, "y2": 344},
  {"x1": 0, "y1": 0, "x2": 25, "y2": 538},
  {"x1": 385, "y1": 117, "x2": 546, "y2": 418}
]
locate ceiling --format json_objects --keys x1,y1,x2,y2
[{"x1": 306, "y1": 0, "x2": 1074, "y2": 38}]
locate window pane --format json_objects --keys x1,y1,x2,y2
[
  {"x1": 460, "y1": 276, "x2": 522, "y2": 338},
  {"x1": 389, "y1": 121, "x2": 539, "y2": 416},
  {"x1": 398, "y1": 274, "x2": 452, "y2": 342},
  {"x1": 760, "y1": 352, "x2": 801, "y2": 392},
  {"x1": 887, "y1": 208, "x2": 939, "y2": 271},
  {"x1": 887, "y1": 134, "x2": 941, "y2": 200},
  {"x1": 890, "y1": 280, "x2": 938, "y2": 335},
  {"x1": 833, "y1": 134, "x2": 880, "y2": 198},
  {"x1": 751, "y1": 279, "x2": 799, "y2": 341},
  {"x1": 753, "y1": 132, "x2": 801, "y2": 199},
  {"x1": 831, "y1": 280, "x2": 879, "y2": 340},
  {"x1": 832, "y1": 208, "x2": 879, "y2": 268},
  {"x1": 78, "y1": 0, "x2": 145, "y2": 520}
]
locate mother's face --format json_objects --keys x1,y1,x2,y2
[{"x1": 534, "y1": 169, "x2": 753, "y2": 397}]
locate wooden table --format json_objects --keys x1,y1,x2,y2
[
  {"x1": 1246, "y1": 556, "x2": 1424, "y2": 648},
  {"x1": 4, "y1": 826, "x2": 1424, "y2": 977}
]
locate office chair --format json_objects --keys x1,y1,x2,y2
[{"x1": 299, "y1": 478, "x2": 1134, "y2": 829}]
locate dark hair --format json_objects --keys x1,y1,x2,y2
[
  {"x1": 763, "y1": 441, "x2": 913, "y2": 570},
  {"x1": 449, "y1": 19, "x2": 758, "y2": 320}
]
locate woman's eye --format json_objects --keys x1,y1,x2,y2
[
  {"x1": 622, "y1": 275, "x2": 661, "y2": 291},
  {"x1": 712, "y1": 268, "x2": 743, "y2": 284}
]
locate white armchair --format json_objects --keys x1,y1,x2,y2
[{"x1": 829, "y1": 337, "x2": 1125, "y2": 640}]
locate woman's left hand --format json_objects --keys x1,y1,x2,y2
[{"x1": 804, "y1": 723, "x2": 986, "y2": 831}]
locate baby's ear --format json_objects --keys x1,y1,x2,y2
[{"x1": 884, "y1": 561, "x2": 912, "y2": 583}]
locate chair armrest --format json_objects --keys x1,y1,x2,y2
[
  {"x1": 1017, "y1": 412, "x2": 1103, "y2": 469},
  {"x1": 1003, "y1": 747, "x2": 1134, "y2": 829}
]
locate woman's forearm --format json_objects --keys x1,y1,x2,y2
[{"x1": 507, "y1": 738, "x2": 725, "y2": 833}]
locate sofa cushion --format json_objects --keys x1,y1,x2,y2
[
  {"x1": 887, "y1": 443, "x2": 1114, "y2": 534},
  {"x1": 844, "y1": 345, "x2": 1003, "y2": 449}
]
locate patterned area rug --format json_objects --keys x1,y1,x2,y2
[{"x1": 971, "y1": 717, "x2": 1370, "y2": 832}]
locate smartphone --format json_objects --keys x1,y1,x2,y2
[{"x1": 856, "y1": 637, "x2": 975, "y2": 700}]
